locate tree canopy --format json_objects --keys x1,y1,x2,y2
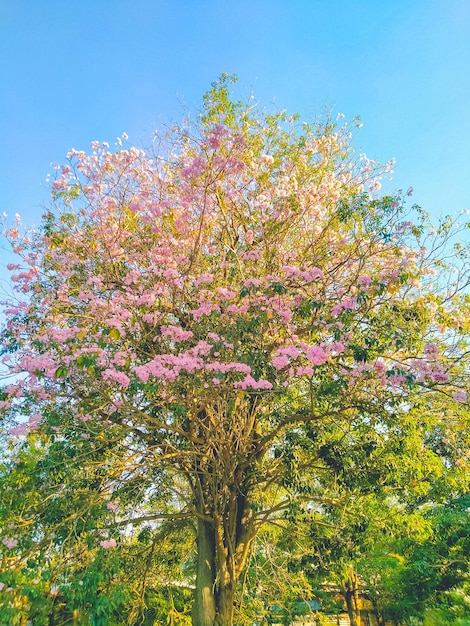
[{"x1": 1, "y1": 75, "x2": 469, "y2": 626}]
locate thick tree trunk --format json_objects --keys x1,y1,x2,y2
[
  {"x1": 192, "y1": 518, "x2": 217, "y2": 626},
  {"x1": 215, "y1": 583, "x2": 235, "y2": 626},
  {"x1": 353, "y1": 585, "x2": 361, "y2": 626},
  {"x1": 191, "y1": 488, "x2": 256, "y2": 626},
  {"x1": 190, "y1": 405, "x2": 259, "y2": 626},
  {"x1": 344, "y1": 570, "x2": 361, "y2": 626},
  {"x1": 344, "y1": 588, "x2": 359, "y2": 626}
]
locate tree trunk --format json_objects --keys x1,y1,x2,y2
[
  {"x1": 191, "y1": 487, "x2": 256, "y2": 626},
  {"x1": 190, "y1": 411, "x2": 259, "y2": 626},
  {"x1": 370, "y1": 597, "x2": 385, "y2": 626},
  {"x1": 192, "y1": 518, "x2": 217, "y2": 626},
  {"x1": 353, "y1": 583, "x2": 361, "y2": 626},
  {"x1": 344, "y1": 568, "x2": 362, "y2": 626},
  {"x1": 215, "y1": 582, "x2": 235, "y2": 626},
  {"x1": 344, "y1": 588, "x2": 359, "y2": 626}
]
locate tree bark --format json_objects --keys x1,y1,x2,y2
[
  {"x1": 192, "y1": 518, "x2": 217, "y2": 626},
  {"x1": 344, "y1": 588, "x2": 359, "y2": 626},
  {"x1": 215, "y1": 582, "x2": 235, "y2": 626},
  {"x1": 344, "y1": 570, "x2": 360, "y2": 626},
  {"x1": 190, "y1": 404, "x2": 260, "y2": 626},
  {"x1": 370, "y1": 597, "x2": 385, "y2": 626}
]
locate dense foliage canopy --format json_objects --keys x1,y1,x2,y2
[{"x1": 1, "y1": 75, "x2": 469, "y2": 625}]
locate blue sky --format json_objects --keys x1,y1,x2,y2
[{"x1": 0, "y1": 0, "x2": 469, "y2": 242}]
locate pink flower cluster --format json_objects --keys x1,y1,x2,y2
[
  {"x1": 102, "y1": 368, "x2": 131, "y2": 388},
  {"x1": 234, "y1": 375, "x2": 273, "y2": 390},
  {"x1": 161, "y1": 325, "x2": 194, "y2": 343},
  {"x1": 271, "y1": 345, "x2": 300, "y2": 370},
  {"x1": 282, "y1": 266, "x2": 324, "y2": 282},
  {"x1": 305, "y1": 345, "x2": 329, "y2": 366},
  {"x1": 2, "y1": 537, "x2": 18, "y2": 549},
  {"x1": 357, "y1": 274, "x2": 372, "y2": 288},
  {"x1": 331, "y1": 297, "x2": 357, "y2": 317},
  {"x1": 452, "y1": 390, "x2": 467, "y2": 403},
  {"x1": 9, "y1": 423, "x2": 29, "y2": 437}
]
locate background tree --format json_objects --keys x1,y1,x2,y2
[
  {"x1": 1, "y1": 75, "x2": 470, "y2": 626},
  {"x1": 291, "y1": 411, "x2": 470, "y2": 626}
]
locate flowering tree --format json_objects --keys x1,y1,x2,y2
[{"x1": 1, "y1": 75, "x2": 469, "y2": 625}]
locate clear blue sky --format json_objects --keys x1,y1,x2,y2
[{"x1": 1, "y1": 0, "x2": 469, "y2": 240}]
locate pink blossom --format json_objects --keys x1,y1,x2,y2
[
  {"x1": 100, "y1": 538, "x2": 117, "y2": 549},
  {"x1": 106, "y1": 501, "x2": 118, "y2": 511},
  {"x1": 194, "y1": 273, "x2": 214, "y2": 286},
  {"x1": 234, "y1": 375, "x2": 273, "y2": 390},
  {"x1": 374, "y1": 360, "x2": 385, "y2": 374},
  {"x1": 2, "y1": 537, "x2": 18, "y2": 549},
  {"x1": 216, "y1": 287, "x2": 237, "y2": 300},
  {"x1": 387, "y1": 373, "x2": 407, "y2": 387},
  {"x1": 142, "y1": 313, "x2": 158, "y2": 324},
  {"x1": 306, "y1": 345, "x2": 329, "y2": 366},
  {"x1": 260, "y1": 154, "x2": 274, "y2": 165},
  {"x1": 423, "y1": 343, "x2": 439, "y2": 358},
  {"x1": 182, "y1": 155, "x2": 206, "y2": 179},
  {"x1": 242, "y1": 249, "x2": 263, "y2": 261},
  {"x1": 302, "y1": 268, "x2": 324, "y2": 282},
  {"x1": 50, "y1": 327, "x2": 78, "y2": 342},
  {"x1": 4, "y1": 384, "x2": 23, "y2": 397},
  {"x1": 136, "y1": 293, "x2": 155, "y2": 306},
  {"x1": 102, "y1": 368, "x2": 130, "y2": 388},
  {"x1": 277, "y1": 345, "x2": 300, "y2": 359},
  {"x1": 191, "y1": 302, "x2": 220, "y2": 319},
  {"x1": 342, "y1": 297, "x2": 357, "y2": 310},
  {"x1": 243, "y1": 278, "x2": 262, "y2": 289},
  {"x1": 9, "y1": 424, "x2": 29, "y2": 437},
  {"x1": 432, "y1": 372, "x2": 449, "y2": 383},
  {"x1": 226, "y1": 303, "x2": 250, "y2": 313},
  {"x1": 270, "y1": 302, "x2": 292, "y2": 323},
  {"x1": 161, "y1": 325, "x2": 193, "y2": 343},
  {"x1": 163, "y1": 268, "x2": 179, "y2": 280},
  {"x1": 206, "y1": 362, "x2": 252, "y2": 375},
  {"x1": 133, "y1": 364, "x2": 150, "y2": 382},
  {"x1": 272, "y1": 355, "x2": 290, "y2": 370},
  {"x1": 52, "y1": 178, "x2": 68, "y2": 191},
  {"x1": 282, "y1": 265, "x2": 302, "y2": 278},
  {"x1": 357, "y1": 274, "x2": 372, "y2": 288},
  {"x1": 29, "y1": 413, "x2": 41, "y2": 425},
  {"x1": 331, "y1": 341, "x2": 345, "y2": 354},
  {"x1": 452, "y1": 390, "x2": 467, "y2": 403}
]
